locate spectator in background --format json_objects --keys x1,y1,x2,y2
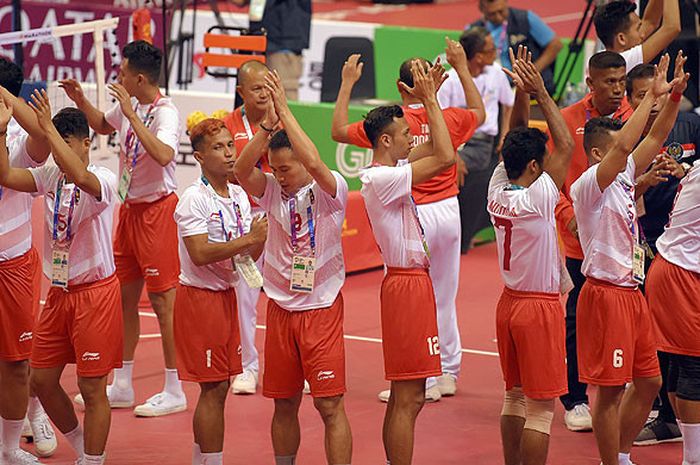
[
  {"x1": 593, "y1": 0, "x2": 681, "y2": 73},
  {"x1": 231, "y1": 0, "x2": 312, "y2": 101},
  {"x1": 470, "y1": 0, "x2": 562, "y2": 95},
  {"x1": 438, "y1": 27, "x2": 514, "y2": 253},
  {"x1": 626, "y1": 63, "x2": 700, "y2": 447}
]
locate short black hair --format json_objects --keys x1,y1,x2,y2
[
  {"x1": 269, "y1": 129, "x2": 292, "y2": 151},
  {"x1": 626, "y1": 63, "x2": 655, "y2": 98},
  {"x1": 583, "y1": 117, "x2": 624, "y2": 155},
  {"x1": 399, "y1": 57, "x2": 430, "y2": 89},
  {"x1": 52, "y1": 108, "x2": 89, "y2": 140},
  {"x1": 460, "y1": 26, "x2": 489, "y2": 60},
  {"x1": 501, "y1": 127, "x2": 549, "y2": 180},
  {"x1": 589, "y1": 51, "x2": 627, "y2": 72},
  {"x1": 122, "y1": 40, "x2": 162, "y2": 83},
  {"x1": 0, "y1": 58, "x2": 24, "y2": 97},
  {"x1": 593, "y1": 1, "x2": 637, "y2": 48},
  {"x1": 363, "y1": 105, "x2": 404, "y2": 149}
]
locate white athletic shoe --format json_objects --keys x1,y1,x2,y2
[
  {"x1": 133, "y1": 392, "x2": 187, "y2": 417},
  {"x1": 564, "y1": 403, "x2": 593, "y2": 432},
  {"x1": 21, "y1": 417, "x2": 33, "y2": 440},
  {"x1": 29, "y1": 413, "x2": 57, "y2": 457},
  {"x1": 74, "y1": 383, "x2": 135, "y2": 409},
  {"x1": 231, "y1": 370, "x2": 258, "y2": 395},
  {"x1": 378, "y1": 385, "x2": 442, "y2": 403},
  {"x1": 303, "y1": 380, "x2": 311, "y2": 395},
  {"x1": 437, "y1": 374, "x2": 457, "y2": 396},
  {"x1": 2, "y1": 448, "x2": 42, "y2": 464}
]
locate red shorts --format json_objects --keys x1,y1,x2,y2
[
  {"x1": 174, "y1": 284, "x2": 242, "y2": 383},
  {"x1": 0, "y1": 248, "x2": 40, "y2": 361},
  {"x1": 577, "y1": 278, "x2": 660, "y2": 386},
  {"x1": 380, "y1": 268, "x2": 441, "y2": 381},
  {"x1": 114, "y1": 193, "x2": 179, "y2": 293},
  {"x1": 31, "y1": 274, "x2": 123, "y2": 377},
  {"x1": 647, "y1": 255, "x2": 700, "y2": 357},
  {"x1": 496, "y1": 287, "x2": 567, "y2": 399},
  {"x1": 263, "y1": 294, "x2": 345, "y2": 399}
]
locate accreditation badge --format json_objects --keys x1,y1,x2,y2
[
  {"x1": 632, "y1": 243, "x2": 646, "y2": 284},
  {"x1": 234, "y1": 254, "x2": 263, "y2": 289},
  {"x1": 118, "y1": 167, "x2": 132, "y2": 203},
  {"x1": 290, "y1": 255, "x2": 316, "y2": 293},
  {"x1": 51, "y1": 247, "x2": 70, "y2": 289}
]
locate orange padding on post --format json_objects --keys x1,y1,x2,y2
[
  {"x1": 204, "y1": 33, "x2": 267, "y2": 52},
  {"x1": 202, "y1": 54, "x2": 266, "y2": 69}
]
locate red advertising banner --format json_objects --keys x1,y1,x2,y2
[{"x1": 0, "y1": 1, "x2": 166, "y2": 83}]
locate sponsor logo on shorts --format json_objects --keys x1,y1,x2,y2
[
  {"x1": 81, "y1": 351, "x2": 101, "y2": 361},
  {"x1": 317, "y1": 370, "x2": 335, "y2": 381},
  {"x1": 19, "y1": 331, "x2": 33, "y2": 342},
  {"x1": 237, "y1": 345, "x2": 242, "y2": 356},
  {"x1": 144, "y1": 268, "x2": 160, "y2": 277}
]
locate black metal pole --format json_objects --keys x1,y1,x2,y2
[
  {"x1": 163, "y1": 0, "x2": 169, "y2": 95},
  {"x1": 12, "y1": 0, "x2": 23, "y2": 70}
]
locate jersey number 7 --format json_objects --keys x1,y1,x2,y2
[{"x1": 494, "y1": 217, "x2": 513, "y2": 271}]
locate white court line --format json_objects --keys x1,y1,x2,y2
[{"x1": 137, "y1": 313, "x2": 500, "y2": 357}]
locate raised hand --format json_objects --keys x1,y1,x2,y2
[
  {"x1": 261, "y1": 88, "x2": 279, "y2": 131},
  {"x1": 398, "y1": 60, "x2": 436, "y2": 103},
  {"x1": 503, "y1": 45, "x2": 542, "y2": 95},
  {"x1": 341, "y1": 54, "x2": 364, "y2": 85},
  {"x1": 59, "y1": 79, "x2": 86, "y2": 105},
  {"x1": 428, "y1": 57, "x2": 448, "y2": 93},
  {"x1": 650, "y1": 54, "x2": 680, "y2": 98},
  {"x1": 264, "y1": 70, "x2": 289, "y2": 113},
  {"x1": 0, "y1": 93, "x2": 13, "y2": 130},
  {"x1": 671, "y1": 50, "x2": 690, "y2": 95},
  {"x1": 27, "y1": 89, "x2": 53, "y2": 132},
  {"x1": 107, "y1": 82, "x2": 136, "y2": 119},
  {"x1": 445, "y1": 36, "x2": 467, "y2": 71}
]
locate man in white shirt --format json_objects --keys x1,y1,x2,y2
[
  {"x1": 174, "y1": 118, "x2": 267, "y2": 465},
  {"x1": 234, "y1": 71, "x2": 351, "y2": 465},
  {"x1": 1, "y1": 92, "x2": 121, "y2": 465},
  {"x1": 645, "y1": 160, "x2": 700, "y2": 465},
  {"x1": 359, "y1": 63, "x2": 453, "y2": 465},
  {"x1": 0, "y1": 61, "x2": 56, "y2": 463},
  {"x1": 438, "y1": 26, "x2": 515, "y2": 253},
  {"x1": 61, "y1": 40, "x2": 186, "y2": 417},
  {"x1": 488, "y1": 47, "x2": 573, "y2": 465},
  {"x1": 593, "y1": 0, "x2": 680, "y2": 72},
  {"x1": 570, "y1": 53, "x2": 688, "y2": 465}
]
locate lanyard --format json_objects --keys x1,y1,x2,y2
[
  {"x1": 492, "y1": 20, "x2": 508, "y2": 55},
  {"x1": 201, "y1": 175, "x2": 244, "y2": 240},
  {"x1": 124, "y1": 94, "x2": 162, "y2": 172},
  {"x1": 242, "y1": 113, "x2": 254, "y2": 140},
  {"x1": 288, "y1": 188, "x2": 315, "y2": 255},
  {"x1": 52, "y1": 176, "x2": 77, "y2": 245}
]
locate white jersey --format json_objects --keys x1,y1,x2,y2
[
  {"x1": 656, "y1": 160, "x2": 700, "y2": 274},
  {"x1": 175, "y1": 178, "x2": 253, "y2": 291},
  {"x1": 620, "y1": 45, "x2": 643, "y2": 73},
  {"x1": 254, "y1": 171, "x2": 347, "y2": 311},
  {"x1": 571, "y1": 156, "x2": 638, "y2": 287},
  {"x1": 1, "y1": 130, "x2": 43, "y2": 261},
  {"x1": 29, "y1": 165, "x2": 118, "y2": 286},
  {"x1": 487, "y1": 163, "x2": 561, "y2": 293},
  {"x1": 105, "y1": 96, "x2": 179, "y2": 203},
  {"x1": 360, "y1": 162, "x2": 430, "y2": 269}
]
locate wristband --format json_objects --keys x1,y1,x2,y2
[
  {"x1": 260, "y1": 123, "x2": 275, "y2": 132},
  {"x1": 670, "y1": 92, "x2": 682, "y2": 103}
]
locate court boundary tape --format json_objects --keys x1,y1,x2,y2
[{"x1": 137, "y1": 312, "x2": 499, "y2": 357}]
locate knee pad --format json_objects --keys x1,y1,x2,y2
[
  {"x1": 677, "y1": 355, "x2": 700, "y2": 402},
  {"x1": 501, "y1": 387, "x2": 526, "y2": 419},
  {"x1": 524, "y1": 397, "x2": 555, "y2": 435}
]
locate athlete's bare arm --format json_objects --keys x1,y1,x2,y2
[
  {"x1": 0, "y1": 94, "x2": 37, "y2": 193},
  {"x1": 183, "y1": 215, "x2": 268, "y2": 266}
]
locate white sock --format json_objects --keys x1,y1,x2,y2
[
  {"x1": 275, "y1": 455, "x2": 296, "y2": 465},
  {"x1": 681, "y1": 422, "x2": 700, "y2": 465},
  {"x1": 64, "y1": 424, "x2": 85, "y2": 457},
  {"x1": 1, "y1": 418, "x2": 24, "y2": 451},
  {"x1": 164, "y1": 368, "x2": 183, "y2": 396},
  {"x1": 618, "y1": 452, "x2": 632, "y2": 465},
  {"x1": 192, "y1": 443, "x2": 202, "y2": 465},
  {"x1": 114, "y1": 361, "x2": 134, "y2": 391},
  {"x1": 27, "y1": 396, "x2": 44, "y2": 421},
  {"x1": 201, "y1": 451, "x2": 223, "y2": 465},
  {"x1": 84, "y1": 453, "x2": 105, "y2": 465}
]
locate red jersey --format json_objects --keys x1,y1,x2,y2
[
  {"x1": 347, "y1": 105, "x2": 478, "y2": 205},
  {"x1": 223, "y1": 106, "x2": 270, "y2": 173},
  {"x1": 553, "y1": 93, "x2": 633, "y2": 259}
]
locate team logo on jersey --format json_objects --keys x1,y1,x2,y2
[
  {"x1": 335, "y1": 143, "x2": 373, "y2": 179},
  {"x1": 317, "y1": 370, "x2": 336, "y2": 381},
  {"x1": 234, "y1": 132, "x2": 249, "y2": 141},
  {"x1": 18, "y1": 331, "x2": 33, "y2": 342},
  {"x1": 82, "y1": 351, "x2": 101, "y2": 361},
  {"x1": 666, "y1": 142, "x2": 684, "y2": 161}
]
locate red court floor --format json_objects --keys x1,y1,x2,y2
[{"x1": 29, "y1": 243, "x2": 681, "y2": 464}]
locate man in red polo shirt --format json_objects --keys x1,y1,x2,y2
[
  {"x1": 222, "y1": 60, "x2": 272, "y2": 395},
  {"x1": 555, "y1": 50, "x2": 634, "y2": 432},
  {"x1": 332, "y1": 38, "x2": 485, "y2": 402}
]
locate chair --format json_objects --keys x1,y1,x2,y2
[
  {"x1": 320, "y1": 37, "x2": 375, "y2": 103},
  {"x1": 202, "y1": 25, "x2": 267, "y2": 79}
]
